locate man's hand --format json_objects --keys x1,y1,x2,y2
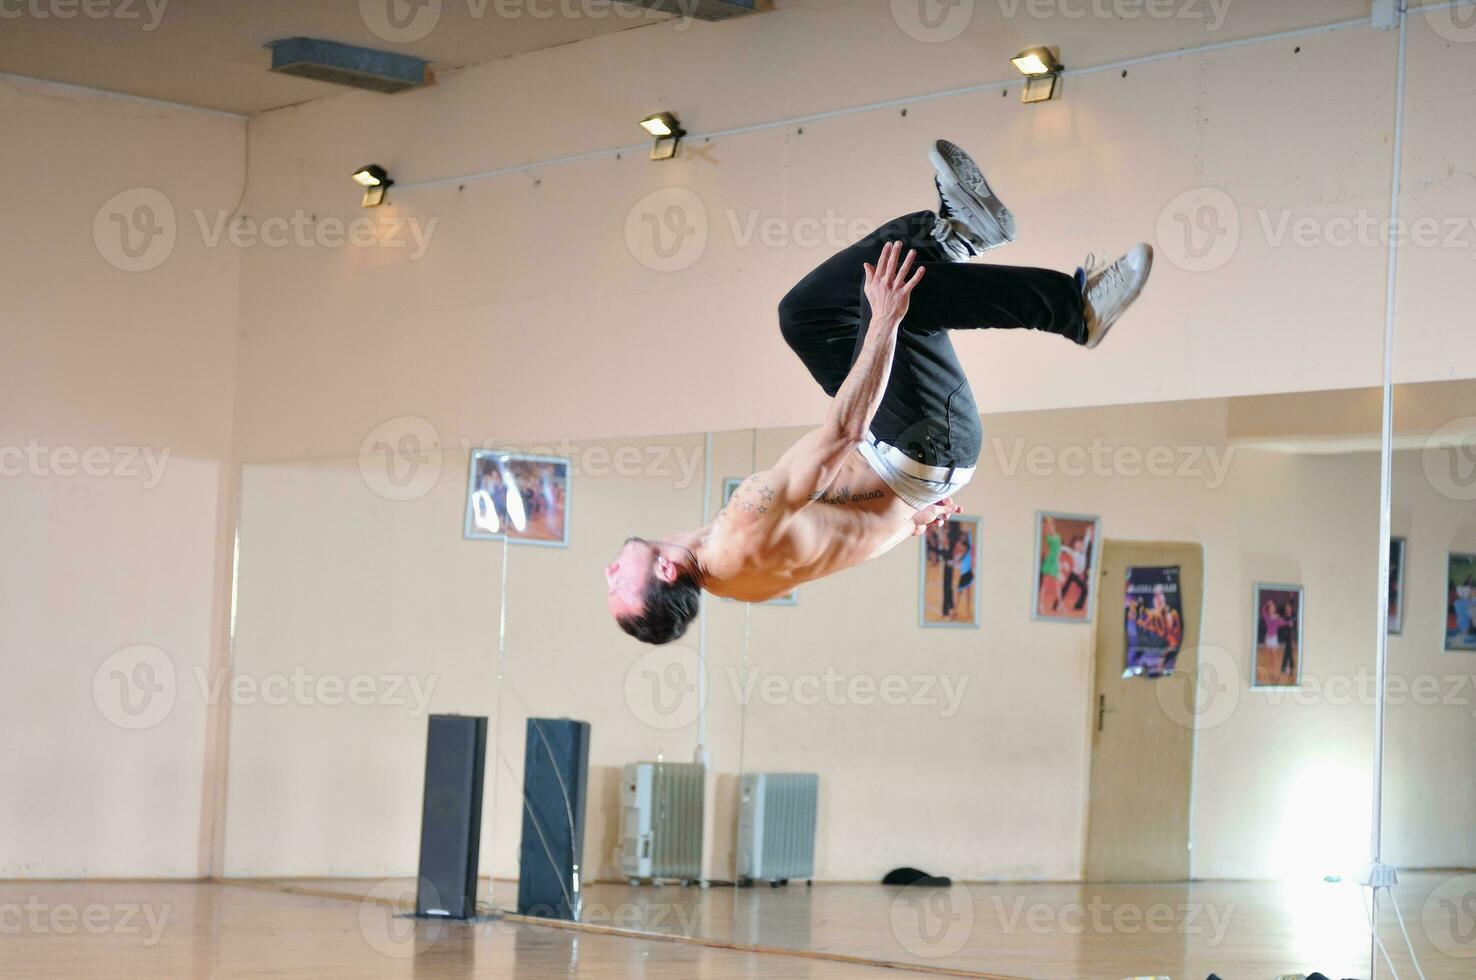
[
  {"x1": 910, "y1": 496, "x2": 961, "y2": 536},
  {"x1": 863, "y1": 241, "x2": 925, "y2": 330}
]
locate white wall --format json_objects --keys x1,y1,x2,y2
[
  {"x1": 226, "y1": 0, "x2": 1476, "y2": 465},
  {"x1": 0, "y1": 77, "x2": 245, "y2": 876}
]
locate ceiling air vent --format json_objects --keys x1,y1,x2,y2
[
  {"x1": 268, "y1": 37, "x2": 427, "y2": 94},
  {"x1": 617, "y1": 0, "x2": 755, "y2": 19}
]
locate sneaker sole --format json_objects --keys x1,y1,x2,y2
[
  {"x1": 1085, "y1": 245, "x2": 1153, "y2": 349},
  {"x1": 930, "y1": 139, "x2": 1017, "y2": 250}
]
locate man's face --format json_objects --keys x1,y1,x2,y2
[{"x1": 606, "y1": 537, "x2": 658, "y2": 620}]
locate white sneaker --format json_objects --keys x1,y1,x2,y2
[
  {"x1": 1081, "y1": 244, "x2": 1153, "y2": 349},
  {"x1": 929, "y1": 139, "x2": 1016, "y2": 260}
]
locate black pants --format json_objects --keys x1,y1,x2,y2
[
  {"x1": 1064, "y1": 571, "x2": 1089, "y2": 610},
  {"x1": 778, "y1": 211, "x2": 1085, "y2": 469}
]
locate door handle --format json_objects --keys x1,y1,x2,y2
[{"x1": 1097, "y1": 694, "x2": 1108, "y2": 733}]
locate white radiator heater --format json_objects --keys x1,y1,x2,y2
[
  {"x1": 619, "y1": 762, "x2": 705, "y2": 885},
  {"x1": 737, "y1": 772, "x2": 818, "y2": 886}
]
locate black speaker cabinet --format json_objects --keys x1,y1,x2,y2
[
  {"x1": 516, "y1": 718, "x2": 591, "y2": 920},
  {"x1": 415, "y1": 714, "x2": 487, "y2": 919}
]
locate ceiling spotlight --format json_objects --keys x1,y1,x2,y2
[
  {"x1": 352, "y1": 164, "x2": 393, "y2": 207},
  {"x1": 640, "y1": 112, "x2": 680, "y2": 137},
  {"x1": 640, "y1": 112, "x2": 686, "y2": 161},
  {"x1": 1011, "y1": 47, "x2": 1063, "y2": 104}
]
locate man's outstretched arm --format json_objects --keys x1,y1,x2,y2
[{"x1": 775, "y1": 241, "x2": 924, "y2": 506}]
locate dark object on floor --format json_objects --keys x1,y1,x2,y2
[
  {"x1": 516, "y1": 717, "x2": 591, "y2": 921},
  {"x1": 1218, "y1": 973, "x2": 1348, "y2": 980},
  {"x1": 416, "y1": 714, "x2": 487, "y2": 920},
  {"x1": 881, "y1": 867, "x2": 952, "y2": 887}
]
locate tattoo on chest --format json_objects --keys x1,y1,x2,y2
[{"x1": 809, "y1": 485, "x2": 886, "y2": 506}]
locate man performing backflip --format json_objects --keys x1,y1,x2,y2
[{"x1": 606, "y1": 140, "x2": 1152, "y2": 644}]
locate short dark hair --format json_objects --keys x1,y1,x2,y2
[{"x1": 616, "y1": 571, "x2": 700, "y2": 645}]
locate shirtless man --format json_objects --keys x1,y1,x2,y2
[{"x1": 606, "y1": 140, "x2": 1153, "y2": 644}]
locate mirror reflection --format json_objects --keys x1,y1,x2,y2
[{"x1": 222, "y1": 376, "x2": 1476, "y2": 976}]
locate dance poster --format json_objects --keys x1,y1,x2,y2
[
  {"x1": 919, "y1": 516, "x2": 981, "y2": 628},
  {"x1": 1446, "y1": 553, "x2": 1476, "y2": 652},
  {"x1": 1122, "y1": 566, "x2": 1184, "y2": 678},
  {"x1": 1032, "y1": 512, "x2": 1099, "y2": 623},
  {"x1": 1253, "y1": 583, "x2": 1304, "y2": 688}
]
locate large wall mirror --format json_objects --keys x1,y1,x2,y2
[{"x1": 224, "y1": 377, "x2": 1459, "y2": 975}]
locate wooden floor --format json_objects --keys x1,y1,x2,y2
[
  {"x1": 3, "y1": 875, "x2": 1470, "y2": 978},
  {"x1": 0, "y1": 880, "x2": 919, "y2": 979}
]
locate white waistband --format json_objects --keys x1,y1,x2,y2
[
  {"x1": 865, "y1": 433, "x2": 976, "y2": 484},
  {"x1": 857, "y1": 436, "x2": 975, "y2": 510}
]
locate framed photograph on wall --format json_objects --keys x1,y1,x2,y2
[
  {"x1": 721, "y1": 477, "x2": 796, "y2": 605},
  {"x1": 1032, "y1": 511, "x2": 1099, "y2": 623},
  {"x1": 919, "y1": 515, "x2": 981, "y2": 628},
  {"x1": 1388, "y1": 537, "x2": 1406, "y2": 635},
  {"x1": 1445, "y1": 553, "x2": 1476, "y2": 652},
  {"x1": 1252, "y1": 583, "x2": 1304, "y2": 688},
  {"x1": 463, "y1": 451, "x2": 570, "y2": 546}
]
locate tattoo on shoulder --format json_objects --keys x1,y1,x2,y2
[{"x1": 729, "y1": 476, "x2": 779, "y2": 517}]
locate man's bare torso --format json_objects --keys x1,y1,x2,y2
[
  {"x1": 701, "y1": 442, "x2": 925, "y2": 603},
  {"x1": 683, "y1": 245, "x2": 960, "y2": 606}
]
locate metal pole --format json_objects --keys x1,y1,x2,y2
[{"x1": 1368, "y1": 4, "x2": 1408, "y2": 974}]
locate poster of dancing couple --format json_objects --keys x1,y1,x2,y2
[
  {"x1": 1033, "y1": 512, "x2": 1098, "y2": 623},
  {"x1": 920, "y1": 516, "x2": 980, "y2": 628},
  {"x1": 1123, "y1": 565, "x2": 1185, "y2": 678},
  {"x1": 1447, "y1": 553, "x2": 1476, "y2": 652},
  {"x1": 1253, "y1": 583, "x2": 1304, "y2": 688}
]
